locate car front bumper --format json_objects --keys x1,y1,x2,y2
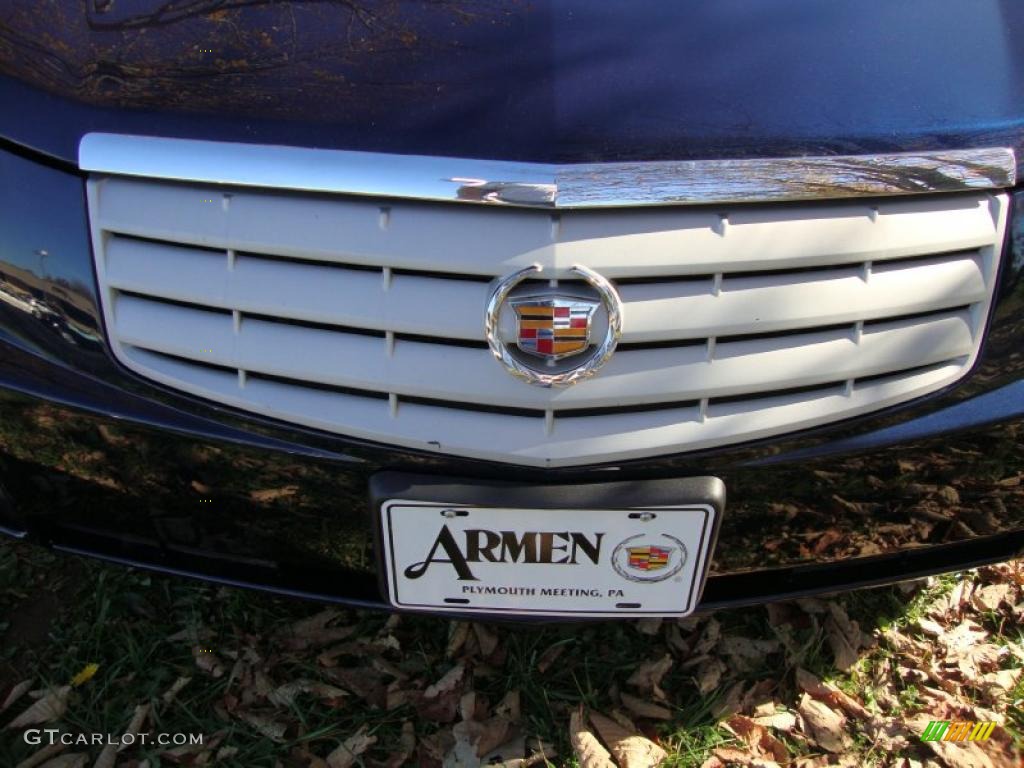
[{"x1": 1, "y1": 367, "x2": 1022, "y2": 615}]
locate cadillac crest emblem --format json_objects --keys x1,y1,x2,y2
[
  {"x1": 626, "y1": 545, "x2": 673, "y2": 572},
  {"x1": 510, "y1": 296, "x2": 598, "y2": 361},
  {"x1": 484, "y1": 263, "x2": 624, "y2": 388}
]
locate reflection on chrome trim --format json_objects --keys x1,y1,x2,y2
[
  {"x1": 79, "y1": 133, "x2": 1016, "y2": 209},
  {"x1": 559, "y1": 150, "x2": 1018, "y2": 206}
]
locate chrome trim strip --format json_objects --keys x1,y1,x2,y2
[{"x1": 79, "y1": 133, "x2": 1016, "y2": 209}]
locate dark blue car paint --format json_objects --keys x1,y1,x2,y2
[{"x1": 1, "y1": 1, "x2": 1023, "y2": 168}]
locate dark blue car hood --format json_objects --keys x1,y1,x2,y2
[{"x1": 1, "y1": 0, "x2": 1023, "y2": 167}]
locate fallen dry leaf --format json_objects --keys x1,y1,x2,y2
[
  {"x1": 794, "y1": 597, "x2": 830, "y2": 615},
  {"x1": 417, "y1": 663, "x2": 466, "y2": 723},
  {"x1": 620, "y1": 692, "x2": 672, "y2": 721},
  {"x1": 495, "y1": 690, "x2": 522, "y2": 722},
  {"x1": 940, "y1": 619, "x2": 989, "y2": 655},
  {"x1": 14, "y1": 741, "x2": 65, "y2": 768},
  {"x1": 268, "y1": 679, "x2": 348, "y2": 708},
  {"x1": 385, "y1": 680, "x2": 414, "y2": 711},
  {"x1": 236, "y1": 711, "x2": 287, "y2": 742},
  {"x1": 794, "y1": 669, "x2": 869, "y2": 720},
  {"x1": 492, "y1": 738, "x2": 557, "y2": 768},
  {"x1": 160, "y1": 676, "x2": 191, "y2": 706},
  {"x1": 120, "y1": 702, "x2": 150, "y2": 750},
  {"x1": 536, "y1": 643, "x2": 567, "y2": 674},
  {"x1": 324, "y1": 667, "x2": 386, "y2": 709},
  {"x1": 447, "y1": 622, "x2": 471, "y2": 658},
  {"x1": 6, "y1": 686, "x2": 70, "y2": 729},
  {"x1": 192, "y1": 648, "x2": 225, "y2": 678},
  {"x1": 2, "y1": 679, "x2": 34, "y2": 714},
  {"x1": 952, "y1": 641, "x2": 1007, "y2": 679},
  {"x1": 635, "y1": 618, "x2": 663, "y2": 636},
  {"x1": 481, "y1": 735, "x2": 527, "y2": 767},
  {"x1": 923, "y1": 740, "x2": 998, "y2": 768},
  {"x1": 917, "y1": 617, "x2": 946, "y2": 638},
  {"x1": 972, "y1": 583, "x2": 1012, "y2": 611},
  {"x1": 863, "y1": 717, "x2": 909, "y2": 752},
  {"x1": 610, "y1": 735, "x2": 668, "y2": 768},
  {"x1": 725, "y1": 714, "x2": 788, "y2": 763},
  {"x1": 380, "y1": 721, "x2": 415, "y2": 768},
  {"x1": 458, "y1": 690, "x2": 483, "y2": 723},
  {"x1": 718, "y1": 636, "x2": 780, "y2": 672},
  {"x1": 472, "y1": 623, "x2": 500, "y2": 658},
  {"x1": 35, "y1": 756, "x2": 86, "y2": 768},
  {"x1": 451, "y1": 716, "x2": 515, "y2": 762},
  {"x1": 426, "y1": 663, "x2": 466, "y2": 698},
  {"x1": 665, "y1": 625, "x2": 690, "y2": 655},
  {"x1": 825, "y1": 609, "x2": 863, "y2": 671},
  {"x1": 883, "y1": 627, "x2": 930, "y2": 659},
  {"x1": 98, "y1": 703, "x2": 150, "y2": 767},
  {"x1": 419, "y1": 731, "x2": 455, "y2": 765},
  {"x1": 569, "y1": 708, "x2": 615, "y2": 768},
  {"x1": 376, "y1": 720, "x2": 415, "y2": 768},
  {"x1": 977, "y1": 667, "x2": 1022, "y2": 696},
  {"x1": 765, "y1": 608, "x2": 807, "y2": 663},
  {"x1": 586, "y1": 711, "x2": 632, "y2": 746},
  {"x1": 625, "y1": 654, "x2": 673, "y2": 701},
  {"x1": 92, "y1": 743, "x2": 116, "y2": 768},
  {"x1": 279, "y1": 609, "x2": 356, "y2": 651},
  {"x1": 797, "y1": 693, "x2": 849, "y2": 754},
  {"x1": 710, "y1": 746, "x2": 758, "y2": 766},
  {"x1": 692, "y1": 657, "x2": 726, "y2": 695},
  {"x1": 692, "y1": 617, "x2": 722, "y2": 655},
  {"x1": 160, "y1": 728, "x2": 227, "y2": 765},
  {"x1": 326, "y1": 726, "x2": 376, "y2": 768},
  {"x1": 589, "y1": 711, "x2": 667, "y2": 768},
  {"x1": 710, "y1": 681, "x2": 746, "y2": 720},
  {"x1": 752, "y1": 709, "x2": 797, "y2": 733}
]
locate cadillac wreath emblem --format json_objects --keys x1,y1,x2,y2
[{"x1": 485, "y1": 264, "x2": 623, "y2": 388}]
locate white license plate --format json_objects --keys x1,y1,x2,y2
[{"x1": 379, "y1": 501, "x2": 717, "y2": 617}]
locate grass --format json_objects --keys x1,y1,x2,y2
[{"x1": 0, "y1": 539, "x2": 1020, "y2": 767}]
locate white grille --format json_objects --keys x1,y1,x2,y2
[{"x1": 86, "y1": 176, "x2": 1008, "y2": 466}]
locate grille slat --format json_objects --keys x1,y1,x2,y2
[
  {"x1": 113, "y1": 293, "x2": 978, "y2": 411},
  {"x1": 89, "y1": 174, "x2": 1008, "y2": 467},
  {"x1": 96, "y1": 177, "x2": 1000, "y2": 277},
  {"x1": 105, "y1": 236, "x2": 488, "y2": 342},
  {"x1": 119, "y1": 345, "x2": 967, "y2": 465},
  {"x1": 105, "y1": 234, "x2": 989, "y2": 346},
  {"x1": 617, "y1": 251, "x2": 986, "y2": 342}
]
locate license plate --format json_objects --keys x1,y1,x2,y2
[{"x1": 379, "y1": 501, "x2": 718, "y2": 617}]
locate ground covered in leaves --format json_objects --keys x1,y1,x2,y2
[{"x1": 0, "y1": 541, "x2": 1020, "y2": 767}]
